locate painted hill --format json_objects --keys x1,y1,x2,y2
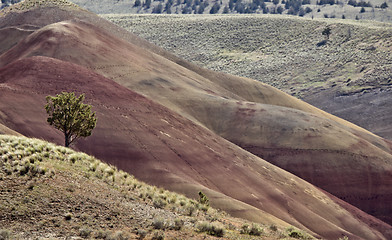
[
  {"x1": 2, "y1": 14, "x2": 392, "y2": 226},
  {"x1": 1, "y1": 0, "x2": 392, "y2": 238},
  {"x1": 3, "y1": 55, "x2": 391, "y2": 239}
]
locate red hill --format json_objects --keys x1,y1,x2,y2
[
  {"x1": 0, "y1": 56, "x2": 391, "y2": 239},
  {"x1": 1, "y1": 18, "x2": 391, "y2": 227}
]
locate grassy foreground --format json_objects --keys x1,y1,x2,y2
[{"x1": 0, "y1": 135, "x2": 313, "y2": 239}]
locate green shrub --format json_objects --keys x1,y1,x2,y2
[
  {"x1": 241, "y1": 223, "x2": 263, "y2": 235},
  {"x1": 153, "y1": 218, "x2": 166, "y2": 230},
  {"x1": 269, "y1": 224, "x2": 278, "y2": 231},
  {"x1": 286, "y1": 226, "x2": 313, "y2": 239},
  {"x1": 196, "y1": 221, "x2": 225, "y2": 237},
  {"x1": 338, "y1": 236, "x2": 349, "y2": 240},
  {"x1": 240, "y1": 224, "x2": 250, "y2": 234},
  {"x1": 136, "y1": 229, "x2": 147, "y2": 240},
  {"x1": 0, "y1": 229, "x2": 11, "y2": 240},
  {"x1": 153, "y1": 198, "x2": 167, "y2": 209},
  {"x1": 152, "y1": 231, "x2": 164, "y2": 240},
  {"x1": 79, "y1": 227, "x2": 92, "y2": 238},
  {"x1": 173, "y1": 218, "x2": 184, "y2": 230},
  {"x1": 65, "y1": 212, "x2": 72, "y2": 220},
  {"x1": 249, "y1": 224, "x2": 263, "y2": 236},
  {"x1": 110, "y1": 231, "x2": 129, "y2": 240},
  {"x1": 186, "y1": 205, "x2": 196, "y2": 216}
]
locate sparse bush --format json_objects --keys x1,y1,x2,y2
[
  {"x1": 137, "y1": 229, "x2": 147, "y2": 239},
  {"x1": 0, "y1": 229, "x2": 11, "y2": 240},
  {"x1": 270, "y1": 224, "x2": 278, "y2": 231},
  {"x1": 105, "y1": 166, "x2": 115, "y2": 176},
  {"x1": 338, "y1": 236, "x2": 349, "y2": 240},
  {"x1": 89, "y1": 162, "x2": 98, "y2": 172},
  {"x1": 79, "y1": 226, "x2": 92, "y2": 238},
  {"x1": 94, "y1": 229, "x2": 110, "y2": 239},
  {"x1": 249, "y1": 224, "x2": 263, "y2": 236},
  {"x1": 322, "y1": 26, "x2": 331, "y2": 40},
  {"x1": 152, "y1": 231, "x2": 164, "y2": 240},
  {"x1": 153, "y1": 217, "x2": 166, "y2": 229},
  {"x1": 186, "y1": 204, "x2": 196, "y2": 216},
  {"x1": 240, "y1": 223, "x2": 262, "y2": 235},
  {"x1": 173, "y1": 218, "x2": 184, "y2": 230},
  {"x1": 111, "y1": 231, "x2": 129, "y2": 240},
  {"x1": 168, "y1": 195, "x2": 177, "y2": 204},
  {"x1": 197, "y1": 221, "x2": 225, "y2": 237},
  {"x1": 240, "y1": 224, "x2": 250, "y2": 234},
  {"x1": 286, "y1": 226, "x2": 313, "y2": 239},
  {"x1": 64, "y1": 212, "x2": 72, "y2": 220},
  {"x1": 69, "y1": 154, "x2": 79, "y2": 163},
  {"x1": 179, "y1": 200, "x2": 186, "y2": 206}
]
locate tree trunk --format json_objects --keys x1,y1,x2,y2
[{"x1": 65, "y1": 132, "x2": 70, "y2": 147}]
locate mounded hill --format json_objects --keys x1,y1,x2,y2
[
  {"x1": 1, "y1": 55, "x2": 391, "y2": 239},
  {"x1": 0, "y1": 1, "x2": 392, "y2": 237}
]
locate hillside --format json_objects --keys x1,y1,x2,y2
[
  {"x1": 104, "y1": 14, "x2": 392, "y2": 140},
  {"x1": 44, "y1": 0, "x2": 392, "y2": 22},
  {"x1": 2, "y1": 0, "x2": 392, "y2": 23},
  {"x1": 1, "y1": 1, "x2": 392, "y2": 239},
  {"x1": 3, "y1": 54, "x2": 390, "y2": 239},
  {"x1": 1, "y1": 134, "x2": 297, "y2": 239}
]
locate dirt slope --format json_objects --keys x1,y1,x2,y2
[
  {"x1": 0, "y1": 124, "x2": 21, "y2": 135},
  {"x1": 1, "y1": 16, "x2": 392, "y2": 227},
  {"x1": 1, "y1": 56, "x2": 392, "y2": 239},
  {"x1": 3, "y1": 135, "x2": 283, "y2": 240}
]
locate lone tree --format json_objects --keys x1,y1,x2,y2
[
  {"x1": 198, "y1": 191, "x2": 209, "y2": 206},
  {"x1": 322, "y1": 26, "x2": 332, "y2": 40},
  {"x1": 45, "y1": 92, "x2": 97, "y2": 147}
]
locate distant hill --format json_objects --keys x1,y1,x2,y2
[
  {"x1": 1, "y1": 0, "x2": 392, "y2": 22},
  {"x1": 106, "y1": 14, "x2": 392, "y2": 140}
]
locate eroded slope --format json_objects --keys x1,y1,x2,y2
[
  {"x1": 1, "y1": 56, "x2": 391, "y2": 239},
  {"x1": 1, "y1": 18, "x2": 391, "y2": 227}
]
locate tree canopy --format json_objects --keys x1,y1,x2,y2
[{"x1": 45, "y1": 92, "x2": 97, "y2": 147}]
